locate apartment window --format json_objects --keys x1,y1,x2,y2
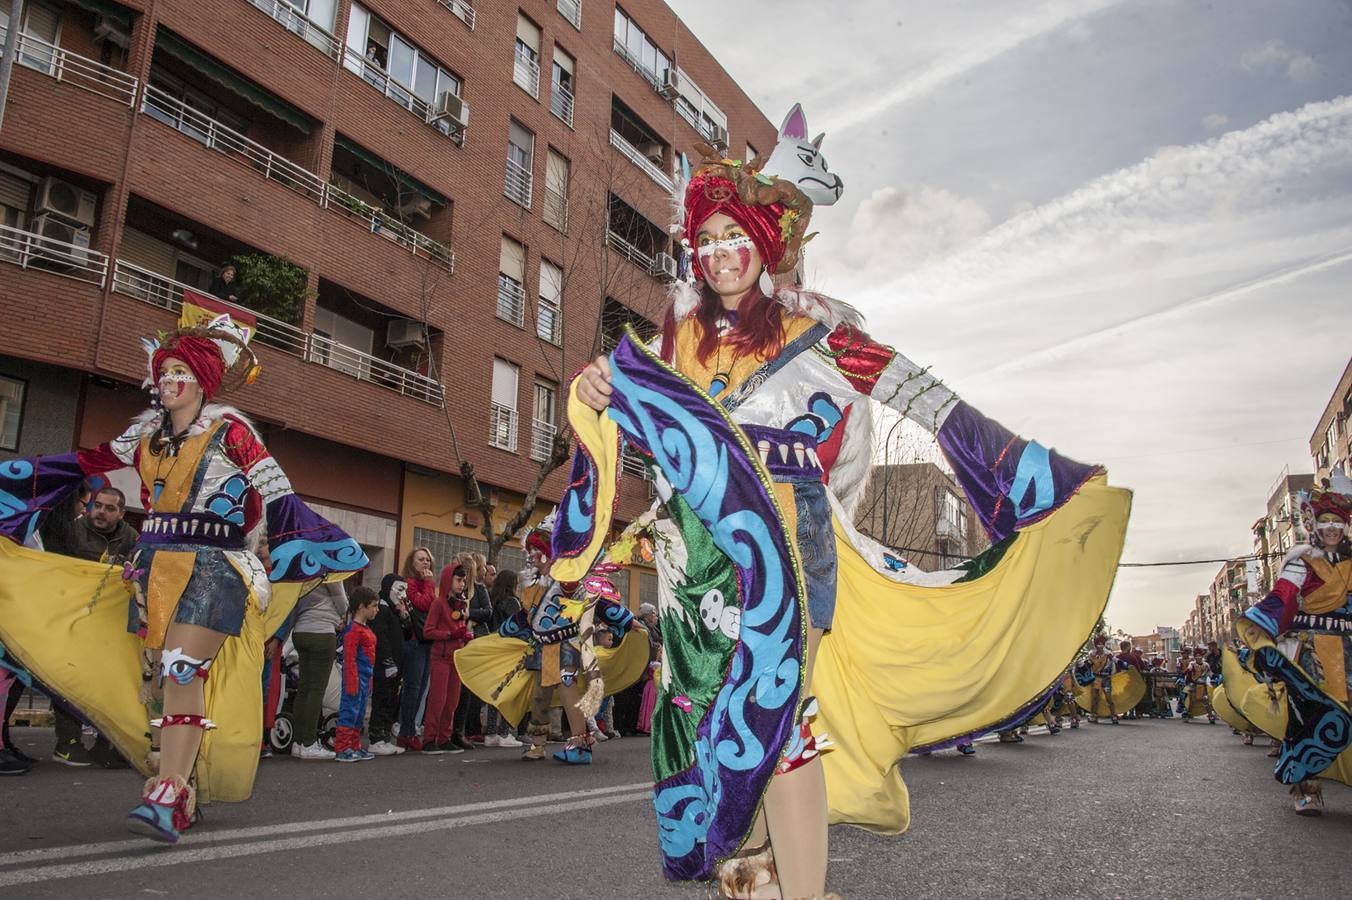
[
  {"x1": 0, "y1": 171, "x2": 30, "y2": 262},
  {"x1": 498, "y1": 236, "x2": 526, "y2": 327},
  {"x1": 490, "y1": 358, "x2": 519, "y2": 451},
  {"x1": 557, "y1": 0, "x2": 581, "y2": 29},
  {"x1": 613, "y1": 7, "x2": 669, "y2": 87},
  {"x1": 550, "y1": 47, "x2": 575, "y2": 127},
  {"x1": 673, "y1": 67, "x2": 728, "y2": 145},
  {"x1": 505, "y1": 120, "x2": 534, "y2": 208},
  {"x1": 745, "y1": 142, "x2": 759, "y2": 163},
  {"x1": 537, "y1": 259, "x2": 562, "y2": 344},
  {"x1": 0, "y1": 374, "x2": 25, "y2": 451},
  {"x1": 0, "y1": 0, "x2": 60, "y2": 74},
  {"x1": 513, "y1": 14, "x2": 541, "y2": 98},
  {"x1": 344, "y1": 4, "x2": 462, "y2": 133},
  {"x1": 531, "y1": 381, "x2": 557, "y2": 462},
  {"x1": 312, "y1": 306, "x2": 375, "y2": 379},
  {"x1": 543, "y1": 149, "x2": 569, "y2": 232}
]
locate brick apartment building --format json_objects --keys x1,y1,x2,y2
[
  {"x1": 853, "y1": 462, "x2": 988, "y2": 571},
  {"x1": 0, "y1": 0, "x2": 775, "y2": 595},
  {"x1": 1311, "y1": 355, "x2": 1352, "y2": 486}
]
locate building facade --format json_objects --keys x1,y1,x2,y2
[
  {"x1": 0, "y1": 0, "x2": 774, "y2": 594},
  {"x1": 853, "y1": 462, "x2": 988, "y2": 571},
  {"x1": 1310, "y1": 356, "x2": 1352, "y2": 486}
]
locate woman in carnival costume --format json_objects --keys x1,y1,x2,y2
[
  {"x1": 1179, "y1": 646, "x2": 1216, "y2": 723},
  {"x1": 1233, "y1": 474, "x2": 1352, "y2": 816},
  {"x1": 559, "y1": 104, "x2": 1132, "y2": 898},
  {"x1": 0, "y1": 309, "x2": 367, "y2": 842}
]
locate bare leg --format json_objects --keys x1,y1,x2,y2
[
  {"x1": 762, "y1": 626, "x2": 828, "y2": 899},
  {"x1": 158, "y1": 623, "x2": 227, "y2": 780}
]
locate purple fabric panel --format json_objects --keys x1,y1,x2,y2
[
  {"x1": 936, "y1": 401, "x2": 1101, "y2": 544},
  {"x1": 265, "y1": 494, "x2": 369, "y2": 583},
  {"x1": 605, "y1": 334, "x2": 805, "y2": 881},
  {"x1": 0, "y1": 454, "x2": 86, "y2": 544},
  {"x1": 551, "y1": 437, "x2": 605, "y2": 563},
  {"x1": 911, "y1": 682, "x2": 1059, "y2": 753}
]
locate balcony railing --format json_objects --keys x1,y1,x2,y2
[
  {"x1": 325, "y1": 181, "x2": 455, "y2": 273},
  {"x1": 606, "y1": 229, "x2": 654, "y2": 272},
  {"x1": 621, "y1": 444, "x2": 648, "y2": 479},
  {"x1": 549, "y1": 81, "x2": 574, "y2": 127},
  {"x1": 437, "y1": 0, "x2": 477, "y2": 29},
  {"x1": 111, "y1": 259, "x2": 445, "y2": 405},
  {"x1": 0, "y1": 221, "x2": 109, "y2": 286},
  {"x1": 243, "y1": 0, "x2": 342, "y2": 60},
  {"x1": 609, "y1": 129, "x2": 672, "y2": 192},
  {"x1": 0, "y1": 27, "x2": 138, "y2": 105},
  {"x1": 530, "y1": 419, "x2": 557, "y2": 462},
  {"x1": 341, "y1": 46, "x2": 464, "y2": 143},
  {"x1": 140, "y1": 84, "x2": 327, "y2": 203},
  {"x1": 496, "y1": 274, "x2": 525, "y2": 327},
  {"x1": 505, "y1": 157, "x2": 533, "y2": 208},
  {"x1": 536, "y1": 297, "x2": 561, "y2": 344},
  {"x1": 513, "y1": 47, "x2": 540, "y2": 98},
  {"x1": 557, "y1": 0, "x2": 581, "y2": 29},
  {"x1": 112, "y1": 259, "x2": 309, "y2": 357},
  {"x1": 612, "y1": 38, "x2": 663, "y2": 90},
  {"x1": 542, "y1": 186, "x2": 568, "y2": 233},
  {"x1": 489, "y1": 403, "x2": 518, "y2": 452}
]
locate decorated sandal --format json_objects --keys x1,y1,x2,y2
[{"x1": 717, "y1": 840, "x2": 778, "y2": 900}]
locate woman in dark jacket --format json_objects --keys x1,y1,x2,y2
[{"x1": 396, "y1": 548, "x2": 437, "y2": 751}]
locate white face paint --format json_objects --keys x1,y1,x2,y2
[{"x1": 390, "y1": 581, "x2": 408, "y2": 604}]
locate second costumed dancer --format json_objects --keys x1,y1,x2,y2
[{"x1": 550, "y1": 105, "x2": 1132, "y2": 898}]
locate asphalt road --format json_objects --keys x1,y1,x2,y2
[{"x1": 1, "y1": 717, "x2": 1347, "y2": 899}]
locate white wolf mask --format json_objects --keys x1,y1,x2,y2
[{"x1": 761, "y1": 103, "x2": 843, "y2": 206}]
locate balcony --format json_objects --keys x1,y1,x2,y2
[
  {"x1": 530, "y1": 418, "x2": 557, "y2": 463},
  {"x1": 489, "y1": 403, "x2": 518, "y2": 452},
  {"x1": 606, "y1": 229, "x2": 654, "y2": 272},
  {"x1": 557, "y1": 0, "x2": 582, "y2": 30},
  {"x1": 513, "y1": 47, "x2": 540, "y2": 99},
  {"x1": 609, "y1": 129, "x2": 672, "y2": 192},
  {"x1": 437, "y1": 0, "x2": 477, "y2": 30},
  {"x1": 243, "y1": 0, "x2": 342, "y2": 60},
  {"x1": 0, "y1": 222, "x2": 109, "y2": 286},
  {"x1": 340, "y1": 46, "x2": 463, "y2": 144},
  {"x1": 325, "y1": 182, "x2": 456, "y2": 273},
  {"x1": 111, "y1": 259, "x2": 444, "y2": 405},
  {"x1": 496, "y1": 274, "x2": 526, "y2": 327},
  {"x1": 505, "y1": 158, "x2": 533, "y2": 209},
  {"x1": 140, "y1": 84, "x2": 327, "y2": 203},
  {"x1": 550, "y1": 82, "x2": 574, "y2": 127},
  {"x1": 542, "y1": 186, "x2": 568, "y2": 234},
  {"x1": 0, "y1": 28, "x2": 139, "y2": 105}
]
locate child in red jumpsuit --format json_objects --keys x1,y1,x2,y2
[{"x1": 335, "y1": 587, "x2": 379, "y2": 762}]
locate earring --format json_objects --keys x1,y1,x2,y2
[{"x1": 758, "y1": 267, "x2": 776, "y2": 298}]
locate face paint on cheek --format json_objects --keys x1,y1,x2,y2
[
  {"x1": 735, "y1": 244, "x2": 752, "y2": 274},
  {"x1": 159, "y1": 372, "x2": 198, "y2": 400}
]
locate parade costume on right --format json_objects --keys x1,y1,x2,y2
[
  {"x1": 1234, "y1": 476, "x2": 1352, "y2": 815},
  {"x1": 552, "y1": 106, "x2": 1132, "y2": 894}
]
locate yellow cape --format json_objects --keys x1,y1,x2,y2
[
  {"x1": 0, "y1": 539, "x2": 304, "y2": 803},
  {"x1": 455, "y1": 630, "x2": 650, "y2": 728},
  {"x1": 1071, "y1": 668, "x2": 1146, "y2": 719}
]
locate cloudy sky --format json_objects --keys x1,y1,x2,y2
[{"x1": 669, "y1": 0, "x2": 1352, "y2": 634}]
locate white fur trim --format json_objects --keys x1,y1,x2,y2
[
  {"x1": 827, "y1": 400, "x2": 874, "y2": 520},
  {"x1": 772, "y1": 288, "x2": 864, "y2": 330},
  {"x1": 127, "y1": 404, "x2": 259, "y2": 439}
]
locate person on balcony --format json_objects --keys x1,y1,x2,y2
[
  {"x1": 0, "y1": 310, "x2": 367, "y2": 843},
  {"x1": 208, "y1": 264, "x2": 239, "y2": 304}
]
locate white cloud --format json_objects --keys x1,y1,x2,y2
[
  {"x1": 1240, "y1": 39, "x2": 1319, "y2": 82},
  {"x1": 1202, "y1": 112, "x2": 1229, "y2": 130},
  {"x1": 839, "y1": 185, "x2": 990, "y2": 272}
]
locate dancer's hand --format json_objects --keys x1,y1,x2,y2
[{"x1": 577, "y1": 356, "x2": 613, "y2": 412}]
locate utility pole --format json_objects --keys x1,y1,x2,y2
[{"x1": 0, "y1": 0, "x2": 28, "y2": 133}]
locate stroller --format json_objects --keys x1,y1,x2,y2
[{"x1": 267, "y1": 637, "x2": 343, "y2": 754}]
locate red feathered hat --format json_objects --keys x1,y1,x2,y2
[{"x1": 1311, "y1": 491, "x2": 1352, "y2": 524}]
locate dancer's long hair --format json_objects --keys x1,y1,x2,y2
[{"x1": 660, "y1": 282, "x2": 784, "y2": 366}]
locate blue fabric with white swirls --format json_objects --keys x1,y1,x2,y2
[
  {"x1": 264, "y1": 494, "x2": 368, "y2": 582},
  {"x1": 598, "y1": 333, "x2": 806, "y2": 881}
]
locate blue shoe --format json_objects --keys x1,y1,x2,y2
[
  {"x1": 126, "y1": 778, "x2": 188, "y2": 844},
  {"x1": 335, "y1": 749, "x2": 361, "y2": 763},
  {"x1": 357, "y1": 749, "x2": 375, "y2": 761},
  {"x1": 957, "y1": 743, "x2": 976, "y2": 756},
  {"x1": 552, "y1": 745, "x2": 592, "y2": 765}
]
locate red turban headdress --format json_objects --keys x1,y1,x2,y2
[
  {"x1": 152, "y1": 335, "x2": 226, "y2": 400},
  {"x1": 1312, "y1": 491, "x2": 1351, "y2": 523}
]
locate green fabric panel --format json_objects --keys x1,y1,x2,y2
[
  {"x1": 155, "y1": 28, "x2": 314, "y2": 134},
  {"x1": 649, "y1": 487, "x2": 740, "y2": 783},
  {"x1": 951, "y1": 535, "x2": 1017, "y2": 583},
  {"x1": 333, "y1": 134, "x2": 448, "y2": 206}
]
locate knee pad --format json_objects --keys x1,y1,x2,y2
[{"x1": 160, "y1": 647, "x2": 214, "y2": 686}]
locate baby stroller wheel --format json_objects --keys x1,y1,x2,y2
[
  {"x1": 319, "y1": 712, "x2": 339, "y2": 751},
  {"x1": 269, "y1": 711, "x2": 295, "y2": 754}
]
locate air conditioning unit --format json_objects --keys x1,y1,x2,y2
[
  {"x1": 658, "y1": 69, "x2": 680, "y2": 100},
  {"x1": 385, "y1": 318, "x2": 427, "y2": 350},
  {"x1": 638, "y1": 141, "x2": 664, "y2": 165},
  {"x1": 649, "y1": 251, "x2": 677, "y2": 281},
  {"x1": 708, "y1": 124, "x2": 730, "y2": 154},
  {"x1": 36, "y1": 177, "x2": 97, "y2": 227},
  {"x1": 29, "y1": 214, "x2": 92, "y2": 270},
  {"x1": 430, "y1": 91, "x2": 470, "y2": 131},
  {"x1": 94, "y1": 14, "x2": 131, "y2": 49}
]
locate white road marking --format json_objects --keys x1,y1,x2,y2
[
  {"x1": 0, "y1": 789, "x2": 652, "y2": 886},
  {"x1": 0, "y1": 781, "x2": 652, "y2": 868}
]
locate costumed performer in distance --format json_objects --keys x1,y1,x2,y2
[
  {"x1": 563, "y1": 104, "x2": 1131, "y2": 899},
  {"x1": 1234, "y1": 473, "x2": 1352, "y2": 816},
  {"x1": 0, "y1": 307, "x2": 367, "y2": 843}
]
